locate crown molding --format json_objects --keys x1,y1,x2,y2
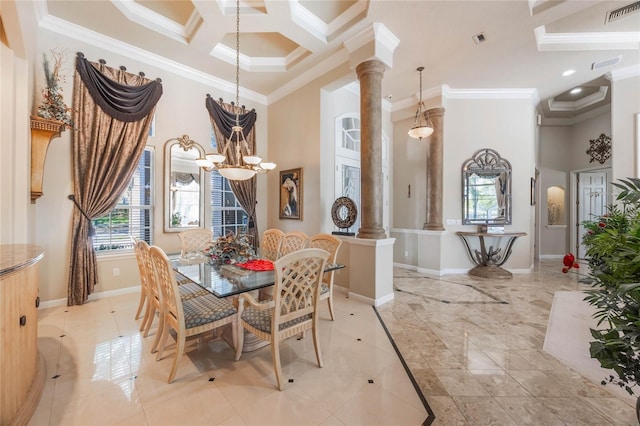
[
  {"x1": 37, "y1": 13, "x2": 268, "y2": 105},
  {"x1": 267, "y1": 49, "x2": 349, "y2": 104},
  {"x1": 210, "y1": 43, "x2": 308, "y2": 72},
  {"x1": 547, "y1": 86, "x2": 608, "y2": 111},
  {"x1": 534, "y1": 25, "x2": 640, "y2": 51},
  {"x1": 111, "y1": 0, "x2": 201, "y2": 45},
  {"x1": 444, "y1": 87, "x2": 539, "y2": 101},
  {"x1": 607, "y1": 64, "x2": 640, "y2": 81},
  {"x1": 542, "y1": 103, "x2": 611, "y2": 127}
]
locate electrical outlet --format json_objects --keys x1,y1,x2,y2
[
  {"x1": 113, "y1": 268, "x2": 120, "y2": 276},
  {"x1": 404, "y1": 250, "x2": 409, "y2": 257}
]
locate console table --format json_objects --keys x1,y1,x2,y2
[{"x1": 456, "y1": 231, "x2": 526, "y2": 279}]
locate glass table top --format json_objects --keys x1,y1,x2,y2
[{"x1": 172, "y1": 257, "x2": 344, "y2": 298}]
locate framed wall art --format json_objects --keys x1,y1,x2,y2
[{"x1": 279, "y1": 168, "x2": 302, "y2": 220}]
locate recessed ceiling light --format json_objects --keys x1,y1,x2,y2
[
  {"x1": 570, "y1": 87, "x2": 582, "y2": 95},
  {"x1": 562, "y1": 69, "x2": 575, "y2": 77}
]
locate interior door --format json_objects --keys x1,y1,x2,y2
[{"x1": 577, "y1": 171, "x2": 607, "y2": 258}]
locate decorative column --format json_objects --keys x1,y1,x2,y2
[
  {"x1": 356, "y1": 59, "x2": 386, "y2": 239},
  {"x1": 424, "y1": 107, "x2": 445, "y2": 230}
]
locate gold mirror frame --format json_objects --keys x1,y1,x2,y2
[{"x1": 164, "y1": 135, "x2": 206, "y2": 233}]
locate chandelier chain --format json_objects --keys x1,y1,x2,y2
[{"x1": 235, "y1": 0, "x2": 240, "y2": 125}]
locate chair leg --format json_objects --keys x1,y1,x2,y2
[
  {"x1": 143, "y1": 305, "x2": 156, "y2": 337},
  {"x1": 327, "y1": 293, "x2": 335, "y2": 321},
  {"x1": 231, "y1": 318, "x2": 238, "y2": 354},
  {"x1": 156, "y1": 322, "x2": 171, "y2": 361},
  {"x1": 312, "y1": 319, "x2": 323, "y2": 368},
  {"x1": 134, "y1": 290, "x2": 146, "y2": 320},
  {"x1": 151, "y1": 313, "x2": 165, "y2": 354},
  {"x1": 167, "y1": 332, "x2": 185, "y2": 384},
  {"x1": 271, "y1": 338, "x2": 284, "y2": 391},
  {"x1": 235, "y1": 321, "x2": 245, "y2": 361},
  {"x1": 140, "y1": 300, "x2": 152, "y2": 332}
]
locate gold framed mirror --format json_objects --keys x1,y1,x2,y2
[{"x1": 164, "y1": 135, "x2": 206, "y2": 232}]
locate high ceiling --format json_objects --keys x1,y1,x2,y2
[{"x1": 35, "y1": 0, "x2": 640, "y2": 123}]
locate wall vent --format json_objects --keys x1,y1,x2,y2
[
  {"x1": 606, "y1": 1, "x2": 640, "y2": 23},
  {"x1": 592, "y1": 55, "x2": 622, "y2": 70}
]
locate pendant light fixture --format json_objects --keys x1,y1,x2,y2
[
  {"x1": 408, "y1": 66, "x2": 434, "y2": 140},
  {"x1": 196, "y1": 0, "x2": 276, "y2": 180}
]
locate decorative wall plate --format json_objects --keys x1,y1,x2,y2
[{"x1": 331, "y1": 196, "x2": 357, "y2": 230}]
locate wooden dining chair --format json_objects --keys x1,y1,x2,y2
[
  {"x1": 131, "y1": 236, "x2": 148, "y2": 326},
  {"x1": 260, "y1": 228, "x2": 284, "y2": 261},
  {"x1": 235, "y1": 248, "x2": 329, "y2": 390},
  {"x1": 139, "y1": 240, "x2": 209, "y2": 350},
  {"x1": 177, "y1": 228, "x2": 213, "y2": 260},
  {"x1": 309, "y1": 233, "x2": 343, "y2": 321},
  {"x1": 149, "y1": 245, "x2": 238, "y2": 384},
  {"x1": 278, "y1": 231, "x2": 308, "y2": 258}
]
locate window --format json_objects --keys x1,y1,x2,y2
[
  {"x1": 210, "y1": 171, "x2": 248, "y2": 238},
  {"x1": 335, "y1": 114, "x2": 361, "y2": 234},
  {"x1": 208, "y1": 130, "x2": 248, "y2": 238},
  {"x1": 92, "y1": 147, "x2": 153, "y2": 251}
]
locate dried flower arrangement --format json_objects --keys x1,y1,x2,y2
[{"x1": 37, "y1": 49, "x2": 74, "y2": 130}]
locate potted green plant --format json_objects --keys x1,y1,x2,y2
[{"x1": 571, "y1": 178, "x2": 640, "y2": 419}]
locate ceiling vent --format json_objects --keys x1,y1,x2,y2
[
  {"x1": 592, "y1": 55, "x2": 622, "y2": 70},
  {"x1": 472, "y1": 32, "x2": 487, "y2": 44},
  {"x1": 605, "y1": 1, "x2": 640, "y2": 23}
]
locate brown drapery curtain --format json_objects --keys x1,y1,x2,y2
[
  {"x1": 205, "y1": 94, "x2": 259, "y2": 248},
  {"x1": 68, "y1": 53, "x2": 163, "y2": 305}
]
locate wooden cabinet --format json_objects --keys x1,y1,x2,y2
[{"x1": 0, "y1": 244, "x2": 45, "y2": 426}]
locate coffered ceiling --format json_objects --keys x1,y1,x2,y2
[{"x1": 30, "y1": 1, "x2": 640, "y2": 123}]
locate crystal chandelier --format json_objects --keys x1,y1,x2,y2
[
  {"x1": 196, "y1": 0, "x2": 275, "y2": 180},
  {"x1": 408, "y1": 66, "x2": 434, "y2": 140}
]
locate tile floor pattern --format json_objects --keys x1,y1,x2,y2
[{"x1": 30, "y1": 260, "x2": 637, "y2": 425}]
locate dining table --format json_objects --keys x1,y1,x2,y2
[{"x1": 171, "y1": 256, "x2": 345, "y2": 351}]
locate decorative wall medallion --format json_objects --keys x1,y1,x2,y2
[
  {"x1": 586, "y1": 133, "x2": 611, "y2": 164},
  {"x1": 331, "y1": 196, "x2": 357, "y2": 235}
]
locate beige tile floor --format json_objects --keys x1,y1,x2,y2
[{"x1": 30, "y1": 260, "x2": 638, "y2": 425}]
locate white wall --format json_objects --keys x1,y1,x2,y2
[
  {"x1": 392, "y1": 91, "x2": 537, "y2": 272},
  {"x1": 538, "y1": 112, "x2": 612, "y2": 257}
]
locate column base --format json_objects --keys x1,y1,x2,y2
[
  {"x1": 356, "y1": 227, "x2": 387, "y2": 239},
  {"x1": 423, "y1": 223, "x2": 445, "y2": 231}
]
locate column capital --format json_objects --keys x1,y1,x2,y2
[
  {"x1": 344, "y1": 23, "x2": 399, "y2": 70},
  {"x1": 356, "y1": 60, "x2": 386, "y2": 80}
]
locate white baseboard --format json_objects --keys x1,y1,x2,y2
[
  {"x1": 540, "y1": 254, "x2": 565, "y2": 259},
  {"x1": 39, "y1": 286, "x2": 140, "y2": 309}
]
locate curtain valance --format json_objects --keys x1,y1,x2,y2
[
  {"x1": 75, "y1": 53, "x2": 163, "y2": 122},
  {"x1": 205, "y1": 94, "x2": 256, "y2": 141}
]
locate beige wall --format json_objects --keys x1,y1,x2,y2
[
  {"x1": 538, "y1": 112, "x2": 612, "y2": 257},
  {"x1": 611, "y1": 74, "x2": 640, "y2": 180},
  {"x1": 392, "y1": 93, "x2": 537, "y2": 272},
  {"x1": 267, "y1": 63, "x2": 355, "y2": 235},
  {"x1": 29, "y1": 27, "x2": 270, "y2": 302},
  {"x1": 0, "y1": 1, "x2": 37, "y2": 246}
]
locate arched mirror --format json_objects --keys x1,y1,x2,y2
[
  {"x1": 462, "y1": 148, "x2": 512, "y2": 225},
  {"x1": 164, "y1": 135, "x2": 206, "y2": 232}
]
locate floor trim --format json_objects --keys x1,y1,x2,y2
[{"x1": 373, "y1": 306, "x2": 436, "y2": 426}]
